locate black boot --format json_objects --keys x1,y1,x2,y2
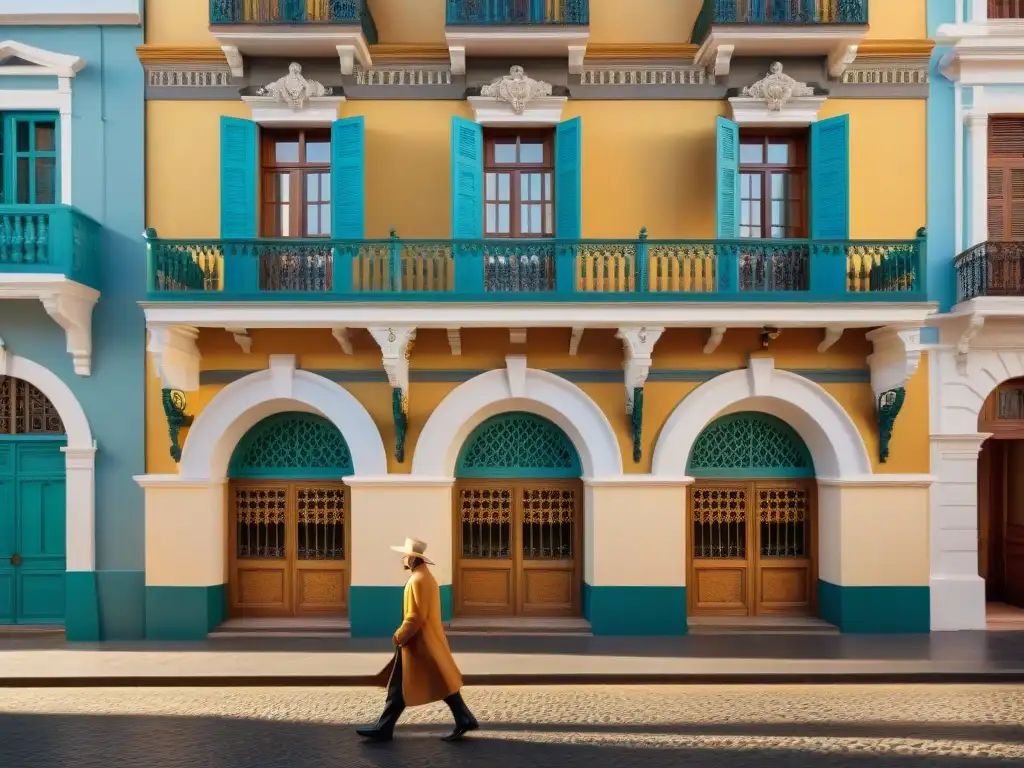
[
  {"x1": 440, "y1": 691, "x2": 479, "y2": 742},
  {"x1": 358, "y1": 652, "x2": 405, "y2": 742}
]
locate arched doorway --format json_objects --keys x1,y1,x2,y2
[
  {"x1": 453, "y1": 411, "x2": 583, "y2": 617},
  {"x1": 686, "y1": 412, "x2": 818, "y2": 618},
  {"x1": 0, "y1": 375, "x2": 67, "y2": 625},
  {"x1": 977, "y1": 378, "x2": 1024, "y2": 614},
  {"x1": 227, "y1": 412, "x2": 353, "y2": 618}
]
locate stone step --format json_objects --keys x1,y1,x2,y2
[
  {"x1": 687, "y1": 616, "x2": 839, "y2": 635},
  {"x1": 208, "y1": 617, "x2": 350, "y2": 639},
  {"x1": 445, "y1": 617, "x2": 593, "y2": 636}
]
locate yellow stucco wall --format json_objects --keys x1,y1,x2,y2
[
  {"x1": 145, "y1": 329, "x2": 931, "y2": 478},
  {"x1": 146, "y1": 99, "x2": 926, "y2": 243},
  {"x1": 144, "y1": 482, "x2": 227, "y2": 586}
]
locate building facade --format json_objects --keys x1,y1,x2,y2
[
  {"x1": 0, "y1": 2, "x2": 146, "y2": 640},
  {"x1": 133, "y1": 0, "x2": 936, "y2": 640},
  {"x1": 929, "y1": 0, "x2": 1024, "y2": 631}
]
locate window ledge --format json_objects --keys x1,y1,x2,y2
[
  {"x1": 467, "y1": 66, "x2": 567, "y2": 126},
  {"x1": 241, "y1": 63, "x2": 345, "y2": 126},
  {"x1": 729, "y1": 95, "x2": 827, "y2": 127}
]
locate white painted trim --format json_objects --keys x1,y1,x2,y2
[
  {"x1": 938, "y1": 21, "x2": 1024, "y2": 83},
  {"x1": 0, "y1": 13, "x2": 140, "y2": 26},
  {"x1": 342, "y1": 475, "x2": 455, "y2": 488},
  {"x1": 0, "y1": 40, "x2": 85, "y2": 78},
  {"x1": 954, "y1": 82, "x2": 964, "y2": 252},
  {"x1": 243, "y1": 96, "x2": 346, "y2": 127},
  {"x1": 467, "y1": 95, "x2": 567, "y2": 126},
  {"x1": 142, "y1": 303, "x2": 939, "y2": 330},
  {"x1": 816, "y1": 474, "x2": 935, "y2": 488},
  {"x1": 582, "y1": 475, "x2": 695, "y2": 488},
  {"x1": 652, "y1": 357, "x2": 872, "y2": 479},
  {"x1": 134, "y1": 475, "x2": 227, "y2": 490},
  {"x1": 694, "y1": 28, "x2": 866, "y2": 77},
  {"x1": 728, "y1": 96, "x2": 827, "y2": 127},
  {"x1": 411, "y1": 363, "x2": 623, "y2": 479},
  {"x1": 178, "y1": 357, "x2": 387, "y2": 480},
  {"x1": 0, "y1": 351, "x2": 95, "y2": 571}
]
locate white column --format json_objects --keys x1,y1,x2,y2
[
  {"x1": 966, "y1": 111, "x2": 989, "y2": 248},
  {"x1": 970, "y1": 0, "x2": 988, "y2": 23},
  {"x1": 62, "y1": 445, "x2": 96, "y2": 572},
  {"x1": 929, "y1": 433, "x2": 989, "y2": 631}
]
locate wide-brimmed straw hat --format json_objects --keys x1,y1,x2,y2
[{"x1": 389, "y1": 537, "x2": 434, "y2": 565}]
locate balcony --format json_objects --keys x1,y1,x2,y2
[
  {"x1": 954, "y1": 241, "x2": 1024, "y2": 304},
  {"x1": 145, "y1": 229, "x2": 925, "y2": 304},
  {"x1": 444, "y1": 1, "x2": 590, "y2": 75},
  {"x1": 0, "y1": 205, "x2": 103, "y2": 376},
  {"x1": 208, "y1": 0, "x2": 377, "y2": 77},
  {"x1": 692, "y1": 0, "x2": 870, "y2": 77}
]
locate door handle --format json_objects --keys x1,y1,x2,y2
[{"x1": 9, "y1": 553, "x2": 22, "y2": 567}]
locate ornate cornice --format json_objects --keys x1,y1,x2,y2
[
  {"x1": 135, "y1": 45, "x2": 227, "y2": 65},
  {"x1": 856, "y1": 39, "x2": 936, "y2": 59},
  {"x1": 584, "y1": 43, "x2": 698, "y2": 62},
  {"x1": 368, "y1": 44, "x2": 451, "y2": 62}
]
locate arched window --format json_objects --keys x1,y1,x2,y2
[{"x1": 0, "y1": 376, "x2": 65, "y2": 435}]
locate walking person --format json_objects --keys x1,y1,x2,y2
[{"x1": 357, "y1": 538, "x2": 479, "y2": 743}]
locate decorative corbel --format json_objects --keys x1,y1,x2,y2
[
  {"x1": 818, "y1": 327, "x2": 844, "y2": 353},
  {"x1": 226, "y1": 327, "x2": 252, "y2": 354},
  {"x1": 569, "y1": 327, "x2": 584, "y2": 356},
  {"x1": 956, "y1": 315, "x2": 985, "y2": 375},
  {"x1": 616, "y1": 326, "x2": 664, "y2": 463},
  {"x1": 161, "y1": 388, "x2": 193, "y2": 463},
  {"x1": 866, "y1": 327, "x2": 922, "y2": 464},
  {"x1": 40, "y1": 289, "x2": 98, "y2": 376},
  {"x1": 369, "y1": 326, "x2": 416, "y2": 463},
  {"x1": 447, "y1": 328, "x2": 462, "y2": 356},
  {"x1": 331, "y1": 327, "x2": 354, "y2": 355},
  {"x1": 704, "y1": 327, "x2": 726, "y2": 355},
  {"x1": 221, "y1": 45, "x2": 243, "y2": 78},
  {"x1": 147, "y1": 325, "x2": 201, "y2": 392}
]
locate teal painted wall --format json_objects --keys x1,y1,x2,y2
[
  {"x1": 818, "y1": 580, "x2": 930, "y2": 634},
  {"x1": 145, "y1": 585, "x2": 226, "y2": 641},
  {"x1": 583, "y1": 583, "x2": 688, "y2": 636},
  {"x1": 928, "y1": 0, "x2": 956, "y2": 311},
  {"x1": 349, "y1": 583, "x2": 453, "y2": 638},
  {"x1": 0, "y1": 25, "x2": 146, "y2": 640}
]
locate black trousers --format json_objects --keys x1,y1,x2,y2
[{"x1": 375, "y1": 650, "x2": 474, "y2": 734}]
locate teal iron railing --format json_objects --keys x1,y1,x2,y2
[
  {"x1": 209, "y1": 0, "x2": 378, "y2": 44},
  {"x1": 446, "y1": 0, "x2": 589, "y2": 25},
  {"x1": 145, "y1": 228, "x2": 925, "y2": 303},
  {"x1": 0, "y1": 205, "x2": 102, "y2": 289},
  {"x1": 955, "y1": 241, "x2": 1024, "y2": 302},
  {"x1": 692, "y1": 1, "x2": 869, "y2": 44}
]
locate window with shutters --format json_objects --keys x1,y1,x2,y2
[
  {"x1": 483, "y1": 129, "x2": 555, "y2": 237},
  {"x1": 990, "y1": 1, "x2": 1024, "y2": 19},
  {"x1": 738, "y1": 129, "x2": 808, "y2": 239},
  {"x1": 988, "y1": 118, "x2": 1024, "y2": 241},
  {"x1": 260, "y1": 128, "x2": 332, "y2": 237},
  {"x1": 0, "y1": 112, "x2": 60, "y2": 205}
]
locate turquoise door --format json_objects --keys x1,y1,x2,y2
[{"x1": 0, "y1": 439, "x2": 66, "y2": 625}]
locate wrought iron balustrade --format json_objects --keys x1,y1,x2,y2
[
  {"x1": 144, "y1": 228, "x2": 925, "y2": 302},
  {"x1": 990, "y1": 0, "x2": 1024, "y2": 19},
  {"x1": 692, "y1": 0, "x2": 869, "y2": 44},
  {"x1": 446, "y1": 0, "x2": 589, "y2": 26},
  {"x1": 955, "y1": 241, "x2": 1024, "y2": 302},
  {"x1": 209, "y1": 0, "x2": 378, "y2": 43},
  {"x1": 0, "y1": 205, "x2": 102, "y2": 289}
]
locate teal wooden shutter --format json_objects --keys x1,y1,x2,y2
[
  {"x1": 555, "y1": 117, "x2": 582, "y2": 239},
  {"x1": 716, "y1": 116, "x2": 740, "y2": 239},
  {"x1": 451, "y1": 116, "x2": 483, "y2": 239},
  {"x1": 220, "y1": 116, "x2": 258, "y2": 238},
  {"x1": 331, "y1": 116, "x2": 365, "y2": 239},
  {"x1": 810, "y1": 114, "x2": 850, "y2": 239}
]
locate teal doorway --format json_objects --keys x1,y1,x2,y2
[{"x1": 0, "y1": 376, "x2": 68, "y2": 626}]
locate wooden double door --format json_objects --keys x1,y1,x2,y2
[
  {"x1": 229, "y1": 481, "x2": 349, "y2": 617},
  {"x1": 688, "y1": 480, "x2": 817, "y2": 617},
  {"x1": 978, "y1": 439, "x2": 1024, "y2": 607},
  {"x1": 454, "y1": 480, "x2": 582, "y2": 617}
]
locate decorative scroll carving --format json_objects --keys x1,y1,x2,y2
[
  {"x1": 480, "y1": 66, "x2": 553, "y2": 115},
  {"x1": 258, "y1": 62, "x2": 332, "y2": 107},
  {"x1": 741, "y1": 62, "x2": 814, "y2": 111},
  {"x1": 161, "y1": 388, "x2": 194, "y2": 463},
  {"x1": 878, "y1": 387, "x2": 906, "y2": 464}
]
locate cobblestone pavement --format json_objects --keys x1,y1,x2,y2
[{"x1": 0, "y1": 685, "x2": 1021, "y2": 767}]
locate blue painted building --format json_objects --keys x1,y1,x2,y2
[{"x1": 0, "y1": 1, "x2": 146, "y2": 639}]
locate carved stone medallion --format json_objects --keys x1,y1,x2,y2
[
  {"x1": 257, "y1": 62, "x2": 332, "y2": 108},
  {"x1": 480, "y1": 65, "x2": 553, "y2": 115},
  {"x1": 741, "y1": 62, "x2": 814, "y2": 112}
]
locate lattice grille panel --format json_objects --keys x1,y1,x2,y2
[
  {"x1": 460, "y1": 487, "x2": 512, "y2": 559},
  {"x1": 235, "y1": 487, "x2": 287, "y2": 559},
  {"x1": 522, "y1": 488, "x2": 575, "y2": 559},
  {"x1": 758, "y1": 488, "x2": 809, "y2": 558},
  {"x1": 0, "y1": 376, "x2": 65, "y2": 435},
  {"x1": 688, "y1": 413, "x2": 812, "y2": 475},
  {"x1": 230, "y1": 413, "x2": 352, "y2": 476},
  {"x1": 296, "y1": 486, "x2": 346, "y2": 560},
  {"x1": 692, "y1": 487, "x2": 747, "y2": 559},
  {"x1": 458, "y1": 413, "x2": 580, "y2": 476}
]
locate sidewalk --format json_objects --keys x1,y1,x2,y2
[{"x1": 2, "y1": 631, "x2": 1024, "y2": 687}]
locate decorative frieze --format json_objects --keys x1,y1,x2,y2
[
  {"x1": 841, "y1": 63, "x2": 929, "y2": 85},
  {"x1": 147, "y1": 68, "x2": 232, "y2": 88},
  {"x1": 353, "y1": 64, "x2": 452, "y2": 86},
  {"x1": 579, "y1": 65, "x2": 712, "y2": 86}
]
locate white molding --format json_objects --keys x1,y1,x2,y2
[
  {"x1": 652, "y1": 357, "x2": 872, "y2": 479},
  {"x1": 694, "y1": 28, "x2": 866, "y2": 77},
  {"x1": 368, "y1": 326, "x2": 416, "y2": 393},
  {"x1": 411, "y1": 367, "x2": 623, "y2": 479},
  {"x1": 178, "y1": 365, "x2": 387, "y2": 481},
  {"x1": 3, "y1": 351, "x2": 95, "y2": 571},
  {"x1": 0, "y1": 41, "x2": 81, "y2": 206},
  {"x1": 938, "y1": 21, "x2": 1024, "y2": 83},
  {"x1": 816, "y1": 474, "x2": 934, "y2": 488},
  {"x1": 729, "y1": 95, "x2": 827, "y2": 127},
  {"x1": 449, "y1": 45, "x2": 466, "y2": 76},
  {"x1": 146, "y1": 325, "x2": 200, "y2": 391},
  {"x1": 468, "y1": 65, "x2": 565, "y2": 127},
  {"x1": 342, "y1": 475, "x2": 455, "y2": 488},
  {"x1": 0, "y1": 277, "x2": 98, "y2": 376},
  {"x1": 244, "y1": 96, "x2": 346, "y2": 127},
  {"x1": 866, "y1": 326, "x2": 922, "y2": 399},
  {"x1": 616, "y1": 326, "x2": 663, "y2": 414},
  {"x1": 582, "y1": 475, "x2": 695, "y2": 488},
  {"x1": 141, "y1": 303, "x2": 940, "y2": 330},
  {"x1": 444, "y1": 28, "x2": 588, "y2": 76},
  {"x1": 133, "y1": 475, "x2": 227, "y2": 490}
]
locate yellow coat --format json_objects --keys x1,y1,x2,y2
[{"x1": 377, "y1": 566, "x2": 463, "y2": 706}]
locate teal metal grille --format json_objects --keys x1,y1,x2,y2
[
  {"x1": 229, "y1": 412, "x2": 353, "y2": 478},
  {"x1": 687, "y1": 412, "x2": 814, "y2": 478},
  {"x1": 456, "y1": 412, "x2": 581, "y2": 478}
]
